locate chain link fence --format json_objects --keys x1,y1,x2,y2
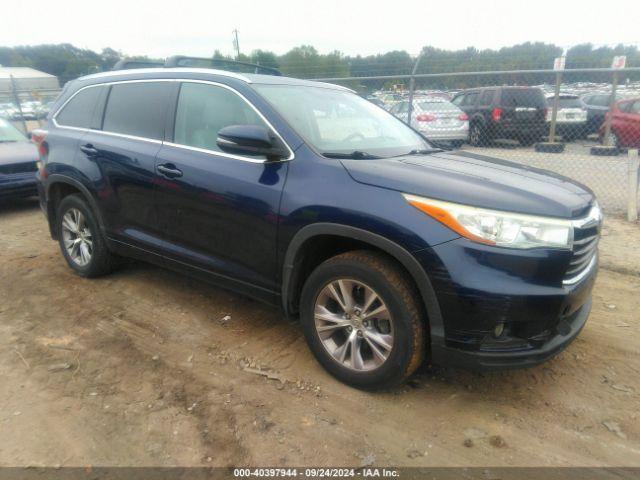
[
  {"x1": 2, "y1": 59, "x2": 639, "y2": 220},
  {"x1": 0, "y1": 76, "x2": 61, "y2": 134},
  {"x1": 315, "y1": 66, "x2": 640, "y2": 220}
]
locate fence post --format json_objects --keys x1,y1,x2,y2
[
  {"x1": 548, "y1": 71, "x2": 562, "y2": 143},
  {"x1": 406, "y1": 52, "x2": 423, "y2": 126},
  {"x1": 628, "y1": 149, "x2": 639, "y2": 222},
  {"x1": 9, "y1": 74, "x2": 28, "y2": 134},
  {"x1": 603, "y1": 70, "x2": 618, "y2": 147}
]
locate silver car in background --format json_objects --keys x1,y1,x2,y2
[
  {"x1": 389, "y1": 97, "x2": 469, "y2": 148},
  {"x1": 545, "y1": 94, "x2": 588, "y2": 141}
]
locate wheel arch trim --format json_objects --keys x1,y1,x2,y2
[
  {"x1": 45, "y1": 174, "x2": 107, "y2": 238},
  {"x1": 281, "y1": 223, "x2": 445, "y2": 348}
]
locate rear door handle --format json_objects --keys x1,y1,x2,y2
[
  {"x1": 80, "y1": 144, "x2": 98, "y2": 156},
  {"x1": 157, "y1": 163, "x2": 183, "y2": 178}
]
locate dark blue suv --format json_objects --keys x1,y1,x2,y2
[{"x1": 34, "y1": 64, "x2": 601, "y2": 389}]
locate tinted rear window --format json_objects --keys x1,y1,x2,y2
[
  {"x1": 417, "y1": 101, "x2": 459, "y2": 112},
  {"x1": 548, "y1": 97, "x2": 582, "y2": 108},
  {"x1": 588, "y1": 95, "x2": 611, "y2": 107},
  {"x1": 500, "y1": 89, "x2": 545, "y2": 108},
  {"x1": 102, "y1": 82, "x2": 172, "y2": 140},
  {"x1": 55, "y1": 86, "x2": 102, "y2": 128}
]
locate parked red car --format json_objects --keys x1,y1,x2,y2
[{"x1": 599, "y1": 98, "x2": 640, "y2": 148}]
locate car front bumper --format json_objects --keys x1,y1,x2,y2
[
  {"x1": 0, "y1": 171, "x2": 38, "y2": 199},
  {"x1": 430, "y1": 298, "x2": 590, "y2": 370},
  {"x1": 418, "y1": 126, "x2": 468, "y2": 141},
  {"x1": 414, "y1": 237, "x2": 597, "y2": 370}
]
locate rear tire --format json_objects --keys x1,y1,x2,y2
[
  {"x1": 57, "y1": 194, "x2": 115, "y2": 277},
  {"x1": 469, "y1": 123, "x2": 486, "y2": 147},
  {"x1": 299, "y1": 250, "x2": 425, "y2": 390},
  {"x1": 450, "y1": 140, "x2": 464, "y2": 149}
]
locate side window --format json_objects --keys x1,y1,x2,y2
[
  {"x1": 451, "y1": 95, "x2": 465, "y2": 106},
  {"x1": 55, "y1": 86, "x2": 102, "y2": 128},
  {"x1": 174, "y1": 82, "x2": 267, "y2": 153},
  {"x1": 389, "y1": 103, "x2": 401, "y2": 114},
  {"x1": 398, "y1": 102, "x2": 409, "y2": 114},
  {"x1": 102, "y1": 82, "x2": 172, "y2": 140},
  {"x1": 618, "y1": 101, "x2": 632, "y2": 113},
  {"x1": 479, "y1": 90, "x2": 494, "y2": 106},
  {"x1": 462, "y1": 92, "x2": 479, "y2": 107},
  {"x1": 631, "y1": 101, "x2": 640, "y2": 115}
]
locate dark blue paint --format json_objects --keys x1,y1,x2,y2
[{"x1": 37, "y1": 69, "x2": 598, "y2": 369}]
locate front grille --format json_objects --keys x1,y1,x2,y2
[
  {"x1": 0, "y1": 161, "x2": 38, "y2": 175},
  {"x1": 564, "y1": 206, "x2": 601, "y2": 283}
]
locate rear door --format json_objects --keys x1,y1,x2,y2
[
  {"x1": 79, "y1": 80, "x2": 173, "y2": 255},
  {"x1": 50, "y1": 84, "x2": 106, "y2": 177}
]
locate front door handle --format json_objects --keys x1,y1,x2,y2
[
  {"x1": 80, "y1": 144, "x2": 98, "y2": 156},
  {"x1": 157, "y1": 163, "x2": 183, "y2": 178}
]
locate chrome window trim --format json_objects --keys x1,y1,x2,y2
[
  {"x1": 52, "y1": 78, "x2": 295, "y2": 163},
  {"x1": 164, "y1": 141, "x2": 268, "y2": 164},
  {"x1": 89, "y1": 129, "x2": 163, "y2": 145}
]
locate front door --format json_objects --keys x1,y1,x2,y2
[{"x1": 154, "y1": 81, "x2": 289, "y2": 298}]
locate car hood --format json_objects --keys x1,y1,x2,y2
[
  {"x1": 0, "y1": 141, "x2": 38, "y2": 166},
  {"x1": 340, "y1": 150, "x2": 594, "y2": 218}
]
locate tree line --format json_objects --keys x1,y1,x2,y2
[{"x1": 1, "y1": 42, "x2": 638, "y2": 90}]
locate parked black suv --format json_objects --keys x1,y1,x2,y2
[
  {"x1": 34, "y1": 61, "x2": 600, "y2": 389},
  {"x1": 452, "y1": 87, "x2": 548, "y2": 146}
]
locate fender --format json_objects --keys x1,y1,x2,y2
[
  {"x1": 44, "y1": 174, "x2": 107, "y2": 239},
  {"x1": 281, "y1": 223, "x2": 445, "y2": 350}
]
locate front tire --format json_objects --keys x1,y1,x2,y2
[
  {"x1": 57, "y1": 194, "x2": 115, "y2": 277},
  {"x1": 299, "y1": 250, "x2": 425, "y2": 390}
]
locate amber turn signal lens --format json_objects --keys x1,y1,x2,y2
[{"x1": 405, "y1": 196, "x2": 496, "y2": 245}]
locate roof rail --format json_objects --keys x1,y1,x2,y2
[
  {"x1": 112, "y1": 59, "x2": 164, "y2": 71},
  {"x1": 164, "y1": 56, "x2": 281, "y2": 76}
]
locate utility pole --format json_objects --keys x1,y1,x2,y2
[{"x1": 232, "y1": 29, "x2": 240, "y2": 59}]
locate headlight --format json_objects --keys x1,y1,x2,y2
[{"x1": 403, "y1": 193, "x2": 573, "y2": 249}]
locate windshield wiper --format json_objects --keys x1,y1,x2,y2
[
  {"x1": 394, "y1": 148, "x2": 444, "y2": 157},
  {"x1": 322, "y1": 151, "x2": 382, "y2": 160},
  {"x1": 0, "y1": 140, "x2": 19, "y2": 143}
]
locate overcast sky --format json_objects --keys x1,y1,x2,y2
[{"x1": 2, "y1": 0, "x2": 639, "y2": 58}]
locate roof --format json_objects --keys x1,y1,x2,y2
[
  {"x1": 0, "y1": 67, "x2": 57, "y2": 79},
  {"x1": 78, "y1": 67, "x2": 352, "y2": 92}
]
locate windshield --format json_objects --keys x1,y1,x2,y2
[
  {"x1": 0, "y1": 118, "x2": 27, "y2": 142},
  {"x1": 254, "y1": 84, "x2": 431, "y2": 158}
]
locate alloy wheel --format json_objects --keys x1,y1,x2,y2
[
  {"x1": 61, "y1": 208, "x2": 93, "y2": 266},
  {"x1": 314, "y1": 279, "x2": 394, "y2": 371},
  {"x1": 470, "y1": 125, "x2": 481, "y2": 146}
]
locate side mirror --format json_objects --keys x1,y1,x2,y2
[{"x1": 216, "y1": 125, "x2": 288, "y2": 161}]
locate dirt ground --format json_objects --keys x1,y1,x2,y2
[{"x1": 0, "y1": 198, "x2": 639, "y2": 468}]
